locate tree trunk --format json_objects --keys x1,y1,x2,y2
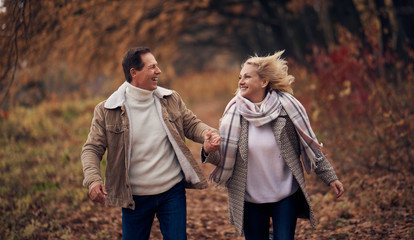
[
  {"x1": 375, "y1": 0, "x2": 394, "y2": 53},
  {"x1": 392, "y1": 0, "x2": 414, "y2": 53},
  {"x1": 257, "y1": 0, "x2": 304, "y2": 61},
  {"x1": 313, "y1": 0, "x2": 335, "y2": 51}
]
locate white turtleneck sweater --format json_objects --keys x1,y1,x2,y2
[{"x1": 125, "y1": 84, "x2": 183, "y2": 195}]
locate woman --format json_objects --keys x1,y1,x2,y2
[{"x1": 202, "y1": 51, "x2": 344, "y2": 240}]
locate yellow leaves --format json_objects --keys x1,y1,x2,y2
[
  {"x1": 187, "y1": 0, "x2": 211, "y2": 10},
  {"x1": 327, "y1": 80, "x2": 352, "y2": 100},
  {"x1": 22, "y1": 219, "x2": 47, "y2": 238},
  {"x1": 312, "y1": 108, "x2": 320, "y2": 121},
  {"x1": 395, "y1": 119, "x2": 405, "y2": 126},
  {"x1": 383, "y1": 110, "x2": 391, "y2": 118},
  {"x1": 339, "y1": 80, "x2": 351, "y2": 97}
]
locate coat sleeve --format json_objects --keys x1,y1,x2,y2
[
  {"x1": 81, "y1": 102, "x2": 107, "y2": 189},
  {"x1": 201, "y1": 147, "x2": 221, "y2": 166},
  {"x1": 313, "y1": 156, "x2": 338, "y2": 185}
]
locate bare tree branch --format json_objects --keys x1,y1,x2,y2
[{"x1": 0, "y1": 0, "x2": 29, "y2": 108}]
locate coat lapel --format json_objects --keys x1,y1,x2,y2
[
  {"x1": 239, "y1": 117, "x2": 249, "y2": 163},
  {"x1": 272, "y1": 109, "x2": 297, "y2": 171},
  {"x1": 272, "y1": 110, "x2": 287, "y2": 147}
]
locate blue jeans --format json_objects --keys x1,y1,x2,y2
[
  {"x1": 122, "y1": 181, "x2": 187, "y2": 240},
  {"x1": 243, "y1": 190, "x2": 299, "y2": 240}
]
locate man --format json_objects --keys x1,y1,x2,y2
[{"x1": 81, "y1": 46, "x2": 218, "y2": 240}]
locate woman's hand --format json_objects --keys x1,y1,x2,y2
[
  {"x1": 330, "y1": 180, "x2": 344, "y2": 198},
  {"x1": 203, "y1": 129, "x2": 221, "y2": 154}
]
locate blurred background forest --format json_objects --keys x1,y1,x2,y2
[{"x1": 0, "y1": 0, "x2": 413, "y2": 239}]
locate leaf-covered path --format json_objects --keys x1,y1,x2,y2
[{"x1": 73, "y1": 150, "x2": 414, "y2": 240}]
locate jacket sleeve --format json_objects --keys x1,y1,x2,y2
[
  {"x1": 81, "y1": 102, "x2": 107, "y2": 189},
  {"x1": 174, "y1": 91, "x2": 211, "y2": 143}
]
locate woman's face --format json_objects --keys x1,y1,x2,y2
[{"x1": 238, "y1": 64, "x2": 268, "y2": 103}]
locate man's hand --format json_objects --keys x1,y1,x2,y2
[
  {"x1": 203, "y1": 129, "x2": 221, "y2": 154},
  {"x1": 89, "y1": 182, "x2": 107, "y2": 205},
  {"x1": 329, "y1": 180, "x2": 344, "y2": 199}
]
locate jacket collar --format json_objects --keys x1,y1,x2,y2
[{"x1": 104, "y1": 81, "x2": 173, "y2": 109}]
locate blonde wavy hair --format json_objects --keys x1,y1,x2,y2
[{"x1": 242, "y1": 50, "x2": 294, "y2": 95}]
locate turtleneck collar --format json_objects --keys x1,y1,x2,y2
[
  {"x1": 104, "y1": 81, "x2": 173, "y2": 109},
  {"x1": 254, "y1": 100, "x2": 264, "y2": 108},
  {"x1": 126, "y1": 83, "x2": 154, "y2": 102}
]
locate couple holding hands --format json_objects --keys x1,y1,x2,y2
[{"x1": 81, "y1": 46, "x2": 343, "y2": 240}]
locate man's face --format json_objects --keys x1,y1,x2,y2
[{"x1": 130, "y1": 53, "x2": 161, "y2": 91}]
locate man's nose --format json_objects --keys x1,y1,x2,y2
[{"x1": 156, "y1": 66, "x2": 162, "y2": 74}]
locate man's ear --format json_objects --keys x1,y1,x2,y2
[{"x1": 129, "y1": 68, "x2": 136, "y2": 78}]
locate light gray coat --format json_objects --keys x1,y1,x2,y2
[{"x1": 204, "y1": 109, "x2": 338, "y2": 235}]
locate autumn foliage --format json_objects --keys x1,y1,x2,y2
[
  {"x1": 301, "y1": 31, "x2": 414, "y2": 174},
  {"x1": 1, "y1": 0, "x2": 414, "y2": 239}
]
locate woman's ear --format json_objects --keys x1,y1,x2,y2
[{"x1": 261, "y1": 78, "x2": 269, "y2": 89}]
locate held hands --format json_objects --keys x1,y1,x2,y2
[
  {"x1": 89, "y1": 182, "x2": 107, "y2": 205},
  {"x1": 203, "y1": 129, "x2": 221, "y2": 154},
  {"x1": 329, "y1": 180, "x2": 344, "y2": 199}
]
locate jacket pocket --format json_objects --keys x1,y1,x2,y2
[
  {"x1": 106, "y1": 124, "x2": 125, "y2": 147},
  {"x1": 167, "y1": 112, "x2": 183, "y2": 135}
]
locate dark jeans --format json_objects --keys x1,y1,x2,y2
[
  {"x1": 243, "y1": 190, "x2": 299, "y2": 240},
  {"x1": 122, "y1": 181, "x2": 187, "y2": 240}
]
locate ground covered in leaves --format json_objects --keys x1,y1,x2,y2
[
  {"x1": 69, "y1": 161, "x2": 414, "y2": 240},
  {"x1": 65, "y1": 139, "x2": 414, "y2": 240}
]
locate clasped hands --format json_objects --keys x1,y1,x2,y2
[{"x1": 203, "y1": 129, "x2": 221, "y2": 154}]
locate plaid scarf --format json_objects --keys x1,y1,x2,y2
[{"x1": 210, "y1": 91, "x2": 323, "y2": 186}]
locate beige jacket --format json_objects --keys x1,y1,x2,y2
[
  {"x1": 204, "y1": 109, "x2": 338, "y2": 235},
  {"x1": 82, "y1": 82, "x2": 210, "y2": 209}
]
